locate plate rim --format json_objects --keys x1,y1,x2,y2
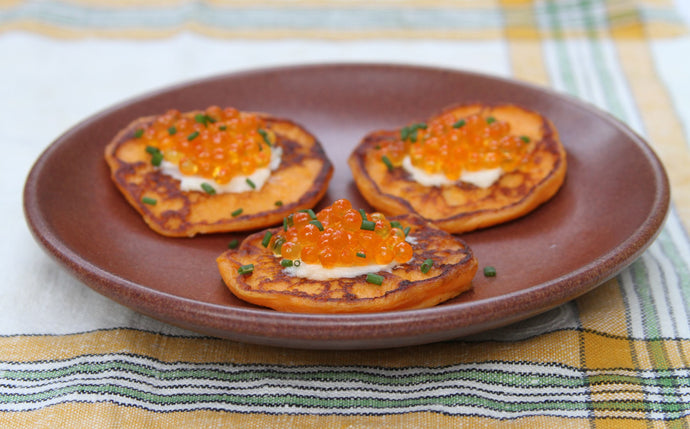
[{"x1": 23, "y1": 62, "x2": 670, "y2": 349}]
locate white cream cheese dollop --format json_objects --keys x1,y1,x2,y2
[
  {"x1": 401, "y1": 155, "x2": 502, "y2": 189},
  {"x1": 159, "y1": 146, "x2": 282, "y2": 193},
  {"x1": 283, "y1": 261, "x2": 397, "y2": 281}
]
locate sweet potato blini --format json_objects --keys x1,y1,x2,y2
[
  {"x1": 105, "y1": 106, "x2": 333, "y2": 237},
  {"x1": 348, "y1": 103, "x2": 567, "y2": 233},
  {"x1": 217, "y1": 199, "x2": 478, "y2": 313}
]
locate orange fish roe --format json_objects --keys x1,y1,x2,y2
[
  {"x1": 267, "y1": 199, "x2": 413, "y2": 269},
  {"x1": 134, "y1": 106, "x2": 275, "y2": 185},
  {"x1": 379, "y1": 113, "x2": 532, "y2": 181}
]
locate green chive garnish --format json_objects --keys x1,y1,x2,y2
[
  {"x1": 195, "y1": 113, "x2": 216, "y2": 126},
  {"x1": 358, "y1": 208, "x2": 367, "y2": 221},
  {"x1": 484, "y1": 266, "x2": 497, "y2": 277},
  {"x1": 361, "y1": 220, "x2": 376, "y2": 231},
  {"x1": 258, "y1": 128, "x2": 272, "y2": 146},
  {"x1": 275, "y1": 200, "x2": 283, "y2": 207},
  {"x1": 452, "y1": 119, "x2": 466, "y2": 128},
  {"x1": 356, "y1": 252, "x2": 366, "y2": 258},
  {"x1": 390, "y1": 221, "x2": 402, "y2": 230},
  {"x1": 286, "y1": 214, "x2": 294, "y2": 227},
  {"x1": 151, "y1": 152, "x2": 164, "y2": 167},
  {"x1": 486, "y1": 117, "x2": 496, "y2": 124},
  {"x1": 231, "y1": 208, "x2": 243, "y2": 217},
  {"x1": 294, "y1": 260, "x2": 301, "y2": 267},
  {"x1": 381, "y1": 155, "x2": 394, "y2": 172},
  {"x1": 520, "y1": 136, "x2": 530, "y2": 143},
  {"x1": 219, "y1": 125, "x2": 227, "y2": 131},
  {"x1": 201, "y1": 182, "x2": 216, "y2": 195},
  {"x1": 168, "y1": 126, "x2": 177, "y2": 135},
  {"x1": 283, "y1": 217, "x2": 288, "y2": 231},
  {"x1": 134, "y1": 128, "x2": 144, "y2": 138},
  {"x1": 141, "y1": 196, "x2": 156, "y2": 205},
  {"x1": 228, "y1": 239, "x2": 239, "y2": 249},
  {"x1": 145, "y1": 145, "x2": 159, "y2": 155},
  {"x1": 421, "y1": 259, "x2": 434, "y2": 274},
  {"x1": 281, "y1": 259, "x2": 294, "y2": 268},
  {"x1": 238, "y1": 264, "x2": 254, "y2": 275},
  {"x1": 261, "y1": 231, "x2": 273, "y2": 248},
  {"x1": 309, "y1": 220, "x2": 324, "y2": 231},
  {"x1": 403, "y1": 226, "x2": 411, "y2": 236},
  {"x1": 366, "y1": 273, "x2": 384, "y2": 285},
  {"x1": 306, "y1": 209, "x2": 316, "y2": 220},
  {"x1": 187, "y1": 131, "x2": 199, "y2": 141},
  {"x1": 246, "y1": 178, "x2": 256, "y2": 189},
  {"x1": 401, "y1": 127, "x2": 410, "y2": 141}
]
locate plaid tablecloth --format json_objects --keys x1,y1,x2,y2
[{"x1": 3, "y1": 0, "x2": 690, "y2": 426}]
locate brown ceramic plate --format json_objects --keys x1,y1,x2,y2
[{"x1": 24, "y1": 64, "x2": 669, "y2": 349}]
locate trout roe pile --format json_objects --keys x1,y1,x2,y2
[
  {"x1": 134, "y1": 106, "x2": 275, "y2": 185},
  {"x1": 265, "y1": 199, "x2": 413, "y2": 269},
  {"x1": 379, "y1": 112, "x2": 533, "y2": 180}
]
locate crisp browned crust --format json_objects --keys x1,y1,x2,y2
[
  {"x1": 104, "y1": 112, "x2": 333, "y2": 237},
  {"x1": 217, "y1": 214, "x2": 478, "y2": 313},
  {"x1": 347, "y1": 103, "x2": 567, "y2": 233}
]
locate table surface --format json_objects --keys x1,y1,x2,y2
[{"x1": 3, "y1": 0, "x2": 690, "y2": 427}]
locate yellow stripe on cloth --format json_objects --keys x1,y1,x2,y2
[
  {"x1": 0, "y1": 328, "x2": 581, "y2": 367},
  {"x1": 0, "y1": 402, "x2": 597, "y2": 429},
  {"x1": 615, "y1": 39, "x2": 690, "y2": 230}
]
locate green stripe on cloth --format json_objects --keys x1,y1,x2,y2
[
  {"x1": 1, "y1": 351, "x2": 689, "y2": 417},
  {"x1": 0, "y1": 0, "x2": 685, "y2": 39}
]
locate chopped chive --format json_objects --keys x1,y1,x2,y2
[
  {"x1": 520, "y1": 135, "x2": 530, "y2": 143},
  {"x1": 231, "y1": 208, "x2": 243, "y2": 217},
  {"x1": 361, "y1": 220, "x2": 376, "y2": 231},
  {"x1": 187, "y1": 131, "x2": 199, "y2": 141},
  {"x1": 356, "y1": 252, "x2": 366, "y2": 258},
  {"x1": 390, "y1": 221, "x2": 402, "y2": 229},
  {"x1": 228, "y1": 239, "x2": 239, "y2": 249},
  {"x1": 306, "y1": 209, "x2": 316, "y2": 220},
  {"x1": 381, "y1": 155, "x2": 394, "y2": 172},
  {"x1": 421, "y1": 258, "x2": 434, "y2": 274},
  {"x1": 281, "y1": 259, "x2": 294, "y2": 268},
  {"x1": 219, "y1": 125, "x2": 227, "y2": 131},
  {"x1": 258, "y1": 128, "x2": 272, "y2": 146},
  {"x1": 275, "y1": 200, "x2": 283, "y2": 207},
  {"x1": 486, "y1": 116, "x2": 496, "y2": 124},
  {"x1": 410, "y1": 129, "x2": 419, "y2": 143},
  {"x1": 134, "y1": 128, "x2": 144, "y2": 138},
  {"x1": 195, "y1": 113, "x2": 216, "y2": 126},
  {"x1": 145, "y1": 145, "x2": 160, "y2": 155},
  {"x1": 294, "y1": 260, "x2": 301, "y2": 267},
  {"x1": 201, "y1": 182, "x2": 216, "y2": 195},
  {"x1": 366, "y1": 273, "x2": 384, "y2": 286},
  {"x1": 141, "y1": 196, "x2": 157, "y2": 205},
  {"x1": 238, "y1": 264, "x2": 254, "y2": 275},
  {"x1": 309, "y1": 220, "x2": 324, "y2": 231},
  {"x1": 246, "y1": 178, "x2": 256, "y2": 189},
  {"x1": 168, "y1": 126, "x2": 177, "y2": 135},
  {"x1": 415, "y1": 122, "x2": 428, "y2": 130},
  {"x1": 261, "y1": 231, "x2": 273, "y2": 248},
  {"x1": 286, "y1": 214, "x2": 294, "y2": 227},
  {"x1": 452, "y1": 119, "x2": 466, "y2": 128},
  {"x1": 484, "y1": 266, "x2": 497, "y2": 277},
  {"x1": 358, "y1": 208, "x2": 367, "y2": 220},
  {"x1": 403, "y1": 226, "x2": 411, "y2": 236},
  {"x1": 400, "y1": 127, "x2": 410, "y2": 141},
  {"x1": 151, "y1": 151, "x2": 164, "y2": 167},
  {"x1": 283, "y1": 217, "x2": 288, "y2": 231}
]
